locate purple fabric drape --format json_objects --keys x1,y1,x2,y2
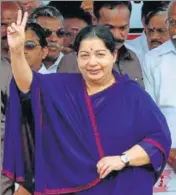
[{"x1": 2, "y1": 71, "x2": 171, "y2": 195}]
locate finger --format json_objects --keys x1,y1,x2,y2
[
  {"x1": 96, "y1": 162, "x2": 101, "y2": 170},
  {"x1": 21, "y1": 12, "x2": 28, "y2": 28},
  {"x1": 101, "y1": 166, "x2": 112, "y2": 179},
  {"x1": 11, "y1": 23, "x2": 21, "y2": 33},
  {"x1": 16, "y1": 10, "x2": 22, "y2": 25},
  {"x1": 7, "y1": 26, "x2": 15, "y2": 34},
  {"x1": 99, "y1": 164, "x2": 109, "y2": 177},
  {"x1": 97, "y1": 158, "x2": 106, "y2": 169},
  {"x1": 11, "y1": 23, "x2": 17, "y2": 30},
  {"x1": 97, "y1": 163, "x2": 105, "y2": 174}
]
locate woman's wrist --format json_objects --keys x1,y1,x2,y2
[
  {"x1": 119, "y1": 153, "x2": 130, "y2": 167},
  {"x1": 9, "y1": 47, "x2": 24, "y2": 56},
  {"x1": 123, "y1": 144, "x2": 150, "y2": 167}
]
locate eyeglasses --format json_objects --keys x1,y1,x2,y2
[
  {"x1": 146, "y1": 28, "x2": 168, "y2": 35},
  {"x1": 165, "y1": 18, "x2": 176, "y2": 28},
  {"x1": 24, "y1": 41, "x2": 40, "y2": 50},
  {"x1": 43, "y1": 28, "x2": 66, "y2": 38}
]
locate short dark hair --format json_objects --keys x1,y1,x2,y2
[
  {"x1": 28, "y1": 5, "x2": 64, "y2": 23},
  {"x1": 73, "y1": 25, "x2": 116, "y2": 54},
  {"x1": 48, "y1": 1, "x2": 82, "y2": 14},
  {"x1": 25, "y1": 23, "x2": 48, "y2": 48},
  {"x1": 48, "y1": 1, "x2": 92, "y2": 25},
  {"x1": 93, "y1": 1, "x2": 132, "y2": 20},
  {"x1": 144, "y1": 1, "x2": 170, "y2": 25},
  {"x1": 63, "y1": 8, "x2": 92, "y2": 25},
  {"x1": 141, "y1": 1, "x2": 169, "y2": 20}
]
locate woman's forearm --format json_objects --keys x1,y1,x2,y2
[
  {"x1": 7, "y1": 10, "x2": 32, "y2": 93},
  {"x1": 124, "y1": 144, "x2": 150, "y2": 166},
  {"x1": 10, "y1": 49, "x2": 33, "y2": 93}
]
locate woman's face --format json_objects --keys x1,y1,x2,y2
[
  {"x1": 77, "y1": 37, "x2": 116, "y2": 83},
  {"x1": 24, "y1": 29, "x2": 48, "y2": 70}
]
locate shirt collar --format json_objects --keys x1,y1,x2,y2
[
  {"x1": 48, "y1": 52, "x2": 64, "y2": 70},
  {"x1": 38, "y1": 63, "x2": 47, "y2": 74},
  {"x1": 158, "y1": 40, "x2": 176, "y2": 56}
]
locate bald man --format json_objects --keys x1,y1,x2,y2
[
  {"x1": 1, "y1": 1, "x2": 22, "y2": 61},
  {"x1": 17, "y1": 0, "x2": 42, "y2": 14}
]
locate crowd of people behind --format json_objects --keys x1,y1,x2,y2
[{"x1": 0, "y1": 1, "x2": 176, "y2": 195}]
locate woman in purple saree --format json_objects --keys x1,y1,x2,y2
[{"x1": 2, "y1": 11, "x2": 171, "y2": 195}]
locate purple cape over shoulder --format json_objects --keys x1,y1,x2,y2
[{"x1": 2, "y1": 71, "x2": 171, "y2": 195}]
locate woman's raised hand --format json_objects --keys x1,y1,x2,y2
[{"x1": 7, "y1": 10, "x2": 28, "y2": 52}]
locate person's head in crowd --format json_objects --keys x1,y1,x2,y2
[
  {"x1": 93, "y1": 1, "x2": 132, "y2": 50},
  {"x1": 166, "y1": 1, "x2": 176, "y2": 48},
  {"x1": 73, "y1": 25, "x2": 117, "y2": 83},
  {"x1": 28, "y1": 6, "x2": 65, "y2": 63},
  {"x1": 17, "y1": 0, "x2": 41, "y2": 14},
  {"x1": 144, "y1": 2, "x2": 170, "y2": 49},
  {"x1": 141, "y1": 2, "x2": 155, "y2": 28},
  {"x1": 24, "y1": 23, "x2": 48, "y2": 71},
  {"x1": 81, "y1": 0, "x2": 97, "y2": 24},
  {"x1": 81, "y1": 0, "x2": 93, "y2": 14},
  {"x1": 63, "y1": 8, "x2": 92, "y2": 53},
  {"x1": 48, "y1": 1, "x2": 82, "y2": 13},
  {"x1": 1, "y1": 1, "x2": 22, "y2": 60}
]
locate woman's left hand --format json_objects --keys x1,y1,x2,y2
[{"x1": 97, "y1": 156, "x2": 125, "y2": 179}]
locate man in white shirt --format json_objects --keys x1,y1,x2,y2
[
  {"x1": 127, "y1": 1, "x2": 170, "y2": 63},
  {"x1": 143, "y1": 1, "x2": 176, "y2": 194},
  {"x1": 28, "y1": 6, "x2": 65, "y2": 73}
]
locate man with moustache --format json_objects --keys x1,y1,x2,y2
[
  {"x1": 144, "y1": 2, "x2": 170, "y2": 50},
  {"x1": 29, "y1": 5, "x2": 82, "y2": 73},
  {"x1": 28, "y1": 6, "x2": 65, "y2": 73},
  {"x1": 93, "y1": 1, "x2": 144, "y2": 87},
  {"x1": 143, "y1": 1, "x2": 176, "y2": 194},
  {"x1": 127, "y1": 1, "x2": 170, "y2": 63}
]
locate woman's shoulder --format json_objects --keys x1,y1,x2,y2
[
  {"x1": 33, "y1": 71, "x2": 83, "y2": 90},
  {"x1": 119, "y1": 74, "x2": 155, "y2": 106},
  {"x1": 34, "y1": 71, "x2": 82, "y2": 81}
]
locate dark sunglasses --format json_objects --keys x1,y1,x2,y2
[
  {"x1": 24, "y1": 41, "x2": 40, "y2": 50},
  {"x1": 44, "y1": 28, "x2": 66, "y2": 38}
]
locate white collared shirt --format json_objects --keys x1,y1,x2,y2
[
  {"x1": 143, "y1": 40, "x2": 176, "y2": 148},
  {"x1": 38, "y1": 63, "x2": 48, "y2": 74},
  {"x1": 41, "y1": 52, "x2": 64, "y2": 74}
]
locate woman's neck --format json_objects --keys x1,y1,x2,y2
[{"x1": 86, "y1": 73, "x2": 115, "y2": 95}]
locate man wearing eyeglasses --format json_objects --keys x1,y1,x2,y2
[
  {"x1": 28, "y1": 6, "x2": 65, "y2": 74},
  {"x1": 143, "y1": 1, "x2": 176, "y2": 194},
  {"x1": 127, "y1": 1, "x2": 170, "y2": 63}
]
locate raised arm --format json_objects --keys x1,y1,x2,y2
[{"x1": 7, "y1": 10, "x2": 32, "y2": 93}]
